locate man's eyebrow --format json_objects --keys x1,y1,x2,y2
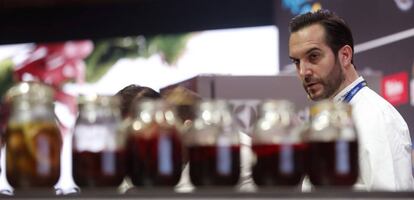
[
  {"x1": 305, "y1": 47, "x2": 321, "y2": 55},
  {"x1": 289, "y1": 47, "x2": 321, "y2": 60}
]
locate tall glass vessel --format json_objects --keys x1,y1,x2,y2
[
  {"x1": 252, "y1": 100, "x2": 306, "y2": 186},
  {"x1": 72, "y1": 95, "x2": 126, "y2": 187},
  {"x1": 5, "y1": 82, "x2": 62, "y2": 188},
  {"x1": 187, "y1": 100, "x2": 240, "y2": 186},
  {"x1": 307, "y1": 101, "x2": 359, "y2": 186}
]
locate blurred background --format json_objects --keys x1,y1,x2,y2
[
  {"x1": 0, "y1": 0, "x2": 414, "y2": 136},
  {"x1": 0, "y1": 0, "x2": 413, "y2": 175}
]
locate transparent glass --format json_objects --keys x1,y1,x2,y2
[
  {"x1": 0, "y1": 100, "x2": 9, "y2": 174},
  {"x1": 5, "y1": 82, "x2": 62, "y2": 188},
  {"x1": 307, "y1": 100, "x2": 359, "y2": 186},
  {"x1": 252, "y1": 100, "x2": 306, "y2": 186},
  {"x1": 127, "y1": 99, "x2": 183, "y2": 186},
  {"x1": 72, "y1": 95, "x2": 126, "y2": 187},
  {"x1": 187, "y1": 100, "x2": 240, "y2": 186}
]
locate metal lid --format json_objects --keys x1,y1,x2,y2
[
  {"x1": 259, "y1": 99, "x2": 294, "y2": 114},
  {"x1": 6, "y1": 81, "x2": 54, "y2": 103},
  {"x1": 258, "y1": 99, "x2": 295, "y2": 128},
  {"x1": 310, "y1": 100, "x2": 352, "y2": 117},
  {"x1": 78, "y1": 94, "x2": 120, "y2": 107}
]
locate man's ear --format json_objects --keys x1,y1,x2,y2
[{"x1": 338, "y1": 45, "x2": 353, "y2": 67}]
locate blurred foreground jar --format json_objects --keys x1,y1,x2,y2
[
  {"x1": 163, "y1": 86, "x2": 200, "y2": 125},
  {"x1": 127, "y1": 99, "x2": 183, "y2": 186},
  {"x1": 252, "y1": 100, "x2": 306, "y2": 186},
  {"x1": 5, "y1": 82, "x2": 62, "y2": 188},
  {"x1": 0, "y1": 100, "x2": 10, "y2": 167},
  {"x1": 308, "y1": 101, "x2": 359, "y2": 186},
  {"x1": 72, "y1": 95, "x2": 126, "y2": 187},
  {"x1": 187, "y1": 100, "x2": 240, "y2": 186}
]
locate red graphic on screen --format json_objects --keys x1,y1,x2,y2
[{"x1": 381, "y1": 71, "x2": 408, "y2": 106}]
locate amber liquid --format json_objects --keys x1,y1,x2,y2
[
  {"x1": 189, "y1": 145, "x2": 240, "y2": 186},
  {"x1": 0, "y1": 102, "x2": 10, "y2": 150},
  {"x1": 307, "y1": 140, "x2": 358, "y2": 186},
  {"x1": 5, "y1": 122, "x2": 62, "y2": 188},
  {"x1": 252, "y1": 143, "x2": 306, "y2": 186},
  {"x1": 73, "y1": 150, "x2": 126, "y2": 187},
  {"x1": 127, "y1": 126, "x2": 183, "y2": 186}
]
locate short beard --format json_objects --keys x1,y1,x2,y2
[{"x1": 304, "y1": 59, "x2": 345, "y2": 101}]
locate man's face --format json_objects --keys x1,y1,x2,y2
[{"x1": 289, "y1": 24, "x2": 344, "y2": 101}]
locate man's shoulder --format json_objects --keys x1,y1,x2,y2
[
  {"x1": 350, "y1": 87, "x2": 403, "y2": 119},
  {"x1": 351, "y1": 87, "x2": 408, "y2": 126},
  {"x1": 351, "y1": 87, "x2": 391, "y2": 110}
]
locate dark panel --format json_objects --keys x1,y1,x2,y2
[
  {"x1": 0, "y1": 0, "x2": 276, "y2": 44},
  {"x1": 276, "y1": 0, "x2": 414, "y2": 69}
]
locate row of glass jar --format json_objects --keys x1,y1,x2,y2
[{"x1": 3, "y1": 82, "x2": 359, "y2": 190}]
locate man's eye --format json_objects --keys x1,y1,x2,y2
[
  {"x1": 309, "y1": 54, "x2": 319, "y2": 62},
  {"x1": 291, "y1": 59, "x2": 299, "y2": 65}
]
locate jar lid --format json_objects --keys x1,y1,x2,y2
[
  {"x1": 135, "y1": 99, "x2": 171, "y2": 112},
  {"x1": 197, "y1": 99, "x2": 229, "y2": 111},
  {"x1": 310, "y1": 100, "x2": 352, "y2": 117},
  {"x1": 259, "y1": 99, "x2": 294, "y2": 113},
  {"x1": 5, "y1": 81, "x2": 54, "y2": 103},
  {"x1": 78, "y1": 94, "x2": 120, "y2": 107}
]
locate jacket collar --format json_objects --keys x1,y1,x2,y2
[{"x1": 333, "y1": 76, "x2": 365, "y2": 103}]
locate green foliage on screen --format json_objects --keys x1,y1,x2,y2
[
  {"x1": 0, "y1": 59, "x2": 15, "y2": 99},
  {"x1": 85, "y1": 34, "x2": 191, "y2": 82}
]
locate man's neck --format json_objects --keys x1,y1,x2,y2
[{"x1": 330, "y1": 64, "x2": 359, "y2": 100}]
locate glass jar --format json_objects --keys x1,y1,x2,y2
[
  {"x1": 251, "y1": 100, "x2": 306, "y2": 186},
  {"x1": 0, "y1": 99, "x2": 9, "y2": 165},
  {"x1": 72, "y1": 95, "x2": 126, "y2": 187},
  {"x1": 5, "y1": 82, "x2": 62, "y2": 188},
  {"x1": 307, "y1": 100, "x2": 359, "y2": 186},
  {"x1": 187, "y1": 100, "x2": 240, "y2": 186},
  {"x1": 163, "y1": 86, "x2": 200, "y2": 124},
  {"x1": 127, "y1": 99, "x2": 183, "y2": 186}
]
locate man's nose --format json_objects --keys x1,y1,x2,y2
[{"x1": 298, "y1": 62, "x2": 312, "y2": 77}]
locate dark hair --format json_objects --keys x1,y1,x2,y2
[
  {"x1": 289, "y1": 9, "x2": 354, "y2": 63},
  {"x1": 116, "y1": 84, "x2": 161, "y2": 118}
]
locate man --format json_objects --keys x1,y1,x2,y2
[{"x1": 288, "y1": 9, "x2": 414, "y2": 190}]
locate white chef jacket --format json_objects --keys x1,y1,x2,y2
[{"x1": 333, "y1": 76, "x2": 414, "y2": 191}]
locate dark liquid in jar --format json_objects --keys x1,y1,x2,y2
[
  {"x1": 189, "y1": 145, "x2": 240, "y2": 186},
  {"x1": 0, "y1": 101, "x2": 10, "y2": 136},
  {"x1": 5, "y1": 122, "x2": 62, "y2": 188},
  {"x1": 127, "y1": 126, "x2": 183, "y2": 186},
  {"x1": 175, "y1": 105, "x2": 196, "y2": 122},
  {"x1": 252, "y1": 143, "x2": 306, "y2": 186},
  {"x1": 308, "y1": 140, "x2": 358, "y2": 186},
  {"x1": 73, "y1": 150, "x2": 126, "y2": 187}
]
